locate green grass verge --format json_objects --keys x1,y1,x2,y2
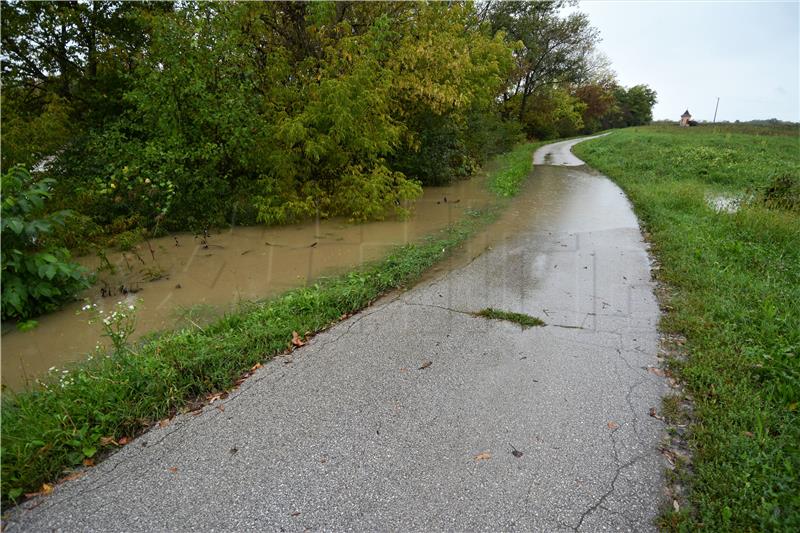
[
  {"x1": 474, "y1": 307, "x2": 545, "y2": 328},
  {"x1": 487, "y1": 141, "x2": 545, "y2": 197},
  {"x1": 1, "y1": 141, "x2": 539, "y2": 506},
  {"x1": 573, "y1": 124, "x2": 800, "y2": 532}
]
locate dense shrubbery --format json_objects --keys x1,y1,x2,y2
[
  {"x1": 2, "y1": 1, "x2": 657, "y2": 237},
  {"x1": 1, "y1": 167, "x2": 91, "y2": 320}
]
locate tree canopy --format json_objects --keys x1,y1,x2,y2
[{"x1": 1, "y1": 0, "x2": 657, "y2": 232}]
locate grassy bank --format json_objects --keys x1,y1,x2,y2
[
  {"x1": 573, "y1": 125, "x2": 800, "y2": 531},
  {"x1": 488, "y1": 141, "x2": 546, "y2": 197},
  {"x1": 0, "y1": 142, "x2": 538, "y2": 506}
]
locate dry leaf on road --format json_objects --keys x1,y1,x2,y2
[
  {"x1": 418, "y1": 360, "x2": 432, "y2": 370},
  {"x1": 607, "y1": 421, "x2": 620, "y2": 430},
  {"x1": 168, "y1": 467, "x2": 178, "y2": 474},
  {"x1": 474, "y1": 451, "x2": 492, "y2": 461},
  {"x1": 25, "y1": 483, "x2": 53, "y2": 499},
  {"x1": 292, "y1": 331, "x2": 306, "y2": 347}
]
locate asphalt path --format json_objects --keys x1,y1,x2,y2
[{"x1": 7, "y1": 135, "x2": 667, "y2": 532}]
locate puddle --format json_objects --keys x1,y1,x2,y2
[
  {"x1": 706, "y1": 193, "x2": 744, "y2": 213},
  {"x1": 1, "y1": 162, "x2": 636, "y2": 391}
]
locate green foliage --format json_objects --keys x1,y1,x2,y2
[
  {"x1": 1, "y1": 167, "x2": 91, "y2": 320},
  {"x1": 0, "y1": 92, "x2": 72, "y2": 171},
  {"x1": 601, "y1": 84, "x2": 658, "y2": 128},
  {"x1": 9, "y1": 2, "x2": 518, "y2": 230},
  {"x1": 1, "y1": 0, "x2": 620, "y2": 238},
  {"x1": 574, "y1": 125, "x2": 800, "y2": 531},
  {"x1": 520, "y1": 87, "x2": 587, "y2": 139},
  {"x1": 488, "y1": 1, "x2": 599, "y2": 123}
]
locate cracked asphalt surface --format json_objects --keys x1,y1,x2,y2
[{"x1": 6, "y1": 136, "x2": 667, "y2": 532}]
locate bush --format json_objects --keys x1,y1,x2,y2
[{"x1": 1, "y1": 166, "x2": 91, "y2": 320}]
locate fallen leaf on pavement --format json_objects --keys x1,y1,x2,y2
[
  {"x1": 82, "y1": 458, "x2": 94, "y2": 467},
  {"x1": 207, "y1": 392, "x2": 223, "y2": 403},
  {"x1": 474, "y1": 451, "x2": 492, "y2": 461},
  {"x1": 168, "y1": 467, "x2": 178, "y2": 474},
  {"x1": 418, "y1": 360, "x2": 432, "y2": 370},
  {"x1": 291, "y1": 512, "x2": 301, "y2": 517},
  {"x1": 158, "y1": 418, "x2": 170, "y2": 428},
  {"x1": 649, "y1": 407, "x2": 663, "y2": 420},
  {"x1": 511, "y1": 449, "x2": 523, "y2": 458},
  {"x1": 647, "y1": 367, "x2": 665, "y2": 377},
  {"x1": 60, "y1": 472, "x2": 83, "y2": 483},
  {"x1": 118, "y1": 436, "x2": 130, "y2": 446},
  {"x1": 607, "y1": 421, "x2": 620, "y2": 430},
  {"x1": 251, "y1": 362, "x2": 262, "y2": 371},
  {"x1": 399, "y1": 367, "x2": 408, "y2": 372},
  {"x1": 25, "y1": 483, "x2": 53, "y2": 499},
  {"x1": 216, "y1": 404, "x2": 225, "y2": 412},
  {"x1": 291, "y1": 331, "x2": 306, "y2": 347}
]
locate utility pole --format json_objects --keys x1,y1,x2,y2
[{"x1": 713, "y1": 97, "x2": 720, "y2": 123}]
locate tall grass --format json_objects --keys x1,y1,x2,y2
[{"x1": 574, "y1": 125, "x2": 800, "y2": 531}]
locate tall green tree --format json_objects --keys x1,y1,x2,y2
[{"x1": 487, "y1": 0, "x2": 599, "y2": 122}]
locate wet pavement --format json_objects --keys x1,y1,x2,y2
[{"x1": 6, "y1": 135, "x2": 667, "y2": 532}]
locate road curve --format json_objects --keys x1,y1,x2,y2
[
  {"x1": 533, "y1": 133, "x2": 612, "y2": 166},
  {"x1": 7, "y1": 134, "x2": 667, "y2": 532}
]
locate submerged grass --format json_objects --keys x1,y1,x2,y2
[
  {"x1": 1, "y1": 142, "x2": 538, "y2": 506},
  {"x1": 573, "y1": 125, "x2": 800, "y2": 532},
  {"x1": 474, "y1": 308, "x2": 545, "y2": 328},
  {"x1": 487, "y1": 141, "x2": 545, "y2": 197}
]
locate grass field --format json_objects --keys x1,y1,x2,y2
[
  {"x1": 574, "y1": 124, "x2": 800, "y2": 531},
  {"x1": 0, "y1": 142, "x2": 540, "y2": 507}
]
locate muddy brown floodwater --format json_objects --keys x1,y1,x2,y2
[
  {"x1": 1, "y1": 174, "x2": 498, "y2": 390},
  {"x1": 1, "y1": 161, "x2": 628, "y2": 391}
]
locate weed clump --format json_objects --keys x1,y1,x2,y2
[
  {"x1": 474, "y1": 308, "x2": 545, "y2": 328},
  {"x1": 761, "y1": 173, "x2": 799, "y2": 212}
]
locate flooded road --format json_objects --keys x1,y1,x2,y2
[
  {"x1": 3, "y1": 174, "x2": 497, "y2": 390},
  {"x1": 6, "y1": 135, "x2": 668, "y2": 532},
  {"x1": 1, "y1": 142, "x2": 632, "y2": 391}
]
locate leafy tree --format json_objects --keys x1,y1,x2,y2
[
  {"x1": 519, "y1": 86, "x2": 586, "y2": 139},
  {"x1": 598, "y1": 84, "x2": 658, "y2": 128},
  {"x1": 1, "y1": 167, "x2": 90, "y2": 320},
  {"x1": 573, "y1": 74, "x2": 618, "y2": 133},
  {"x1": 618, "y1": 84, "x2": 658, "y2": 126},
  {"x1": 488, "y1": 1, "x2": 599, "y2": 122}
]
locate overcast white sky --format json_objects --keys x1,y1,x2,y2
[{"x1": 569, "y1": 0, "x2": 800, "y2": 122}]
